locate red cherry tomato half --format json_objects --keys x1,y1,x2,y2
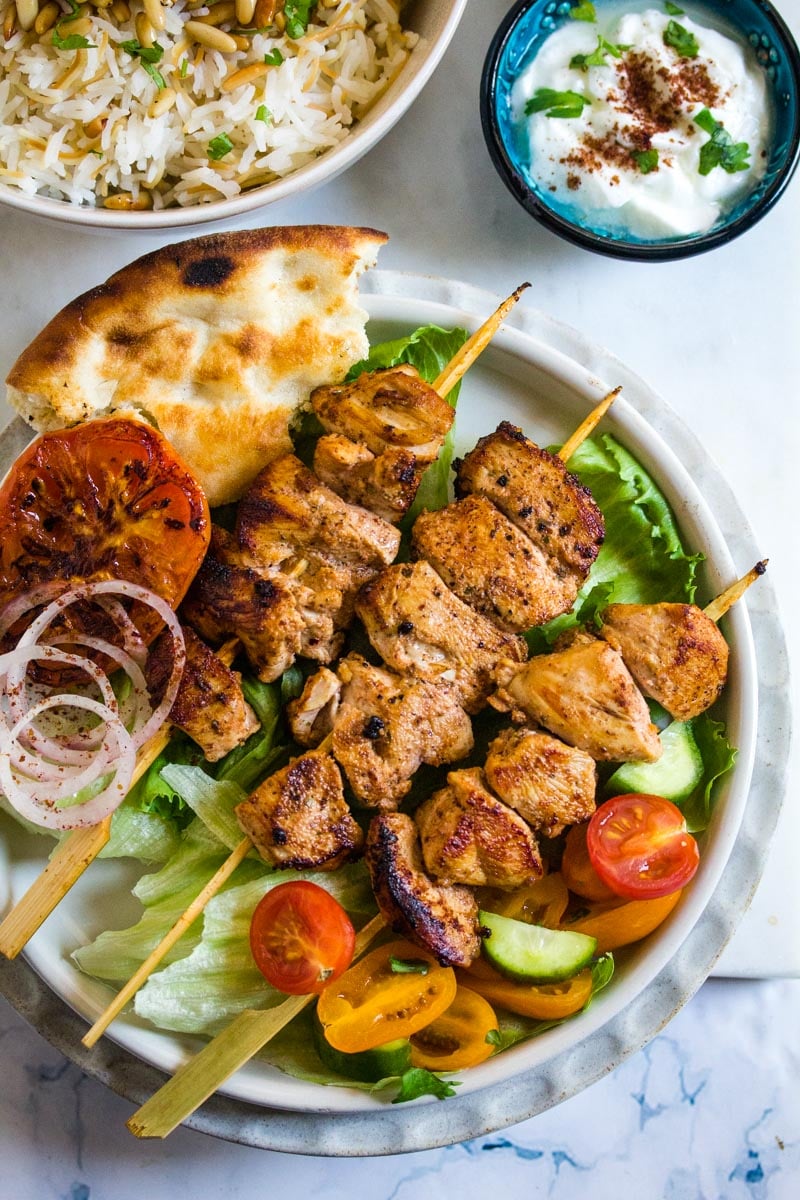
[
  {"x1": 586, "y1": 794, "x2": 700, "y2": 901},
  {"x1": 249, "y1": 881, "x2": 356, "y2": 996}
]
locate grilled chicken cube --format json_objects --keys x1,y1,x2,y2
[
  {"x1": 600, "y1": 602, "x2": 729, "y2": 721},
  {"x1": 146, "y1": 624, "x2": 259, "y2": 763},
  {"x1": 287, "y1": 667, "x2": 342, "y2": 747},
  {"x1": 355, "y1": 561, "x2": 527, "y2": 713},
  {"x1": 416, "y1": 768, "x2": 544, "y2": 890},
  {"x1": 484, "y1": 727, "x2": 596, "y2": 835},
  {"x1": 235, "y1": 751, "x2": 363, "y2": 871},
  {"x1": 330, "y1": 654, "x2": 473, "y2": 809},
  {"x1": 310, "y1": 365, "x2": 454, "y2": 521},
  {"x1": 365, "y1": 813, "x2": 480, "y2": 968},
  {"x1": 313, "y1": 435, "x2": 421, "y2": 524},
  {"x1": 494, "y1": 635, "x2": 661, "y2": 762},
  {"x1": 455, "y1": 421, "x2": 604, "y2": 606},
  {"x1": 411, "y1": 494, "x2": 573, "y2": 631},
  {"x1": 181, "y1": 526, "x2": 306, "y2": 682}
]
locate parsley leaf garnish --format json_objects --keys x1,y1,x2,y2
[
  {"x1": 207, "y1": 132, "x2": 234, "y2": 160},
  {"x1": 569, "y1": 1, "x2": 596, "y2": 21},
  {"x1": 392, "y1": 1068, "x2": 460, "y2": 1104},
  {"x1": 632, "y1": 148, "x2": 659, "y2": 174},
  {"x1": 121, "y1": 40, "x2": 166, "y2": 89},
  {"x1": 255, "y1": 104, "x2": 272, "y2": 123},
  {"x1": 180, "y1": 57, "x2": 189, "y2": 78},
  {"x1": 485, "y1": 1029, "x2": 503, "y2": 1046},
  {"x1": 664, "y1": 2, "x2": 685, "y2": 13},
  {"x1": 694, "y1": 108, "x2": 750, "y2": 175},
  {"x1": 570, "y1": 35, "x2": 631, "y2": 70},
  {"x1": 525, "y1": 88, "x2": 591, "y2": 119},
  {"x1": 52, "y1": 0, "x2": 95, "y2": 50},
  {"x1": 389, "y1": 956, "x2": 430, "y2": 975},
  {"x1": 663, "y1": 19, "x2": 699, "y2": 58},
  {"x1": 284, "y1": 0, "x2": 314, "y2": 40},
  {"x1": 264, "y1": 48, "x2": 284, "y2": 65}
]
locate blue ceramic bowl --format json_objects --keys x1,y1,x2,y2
[{"x1": 480, "y1": 0, "x2": 800, "y2": 260}]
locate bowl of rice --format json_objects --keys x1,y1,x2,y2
[{"x1": 0, "y1": 0, "x2": 467, "y2": 228}]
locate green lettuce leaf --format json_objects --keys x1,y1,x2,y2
[
  {"x1": 214, "y1": 676, "x2": 288, "y2": 793},
  {"x1": 679, "y1": 715, "x2": 738, "y2": 832},
  {"x1": 160, "y1": 764, "x2": 249, "y2": 852}
]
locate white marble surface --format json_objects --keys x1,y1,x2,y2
[{"x1": 1, "y1": 0, "x2": 799, "y2": 1188}]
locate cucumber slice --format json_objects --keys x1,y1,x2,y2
[
  {"x1": 479, "y1": 910, "x2": 597, "y2": 983},
  {"x1": 605, "y1": 720, "x2": 703, "y2": 803},
  {"x1": 312, "y1": 1013, "x2": 411, "y2": 1083}
]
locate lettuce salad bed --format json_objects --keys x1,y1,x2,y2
[{"x1": 0, "y1": 325, "x2": 736, "y2": 1100}]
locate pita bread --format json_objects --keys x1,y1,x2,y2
[{"x1": 6, "y1": 226, "x2": 387, "y2": 507}]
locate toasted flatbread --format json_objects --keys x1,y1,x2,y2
[{"x1": 6, "y1": 225, "x2": 387, "y2": 506}]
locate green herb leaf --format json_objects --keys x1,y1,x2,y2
[
  {"x1": 569, "y1": 1, "x2": 596, "y2": 21},
  {"x1": 665, "y1": 2, "x2": 685, "y2": 13},
  {"x1": 180, "y1": 56, "x2": 189, "y2": 78},
  {"x1": 663, "y1": 19, "x2": 699, "y2": 58},
  {"x1": 255, "y1": 104, "x2": 272, "y2": 123},
  {"x1": 570, "y1": 35, "x2": 631, "y2": 70},
  {"x1": 525, "y1": 88, "x2": 591, "y2": 119},
  {"x1": 694, "y1": 108, "x2": 750, "y2": 175},
  {"x1": 485, "y1": 1029, "x2": 503, "y2": 1046},
  {"x1": 392, "y1": 1068, "x2": 460, "y2": 1104},
  {"x1": 389, "y1": 956, "x2": 430, "y2": 975},
  {"x1": 284, "y1": 0, "x2": 313, "y2": 40},
  {"x1": 590, "y1": 952, "x2": 615, "y2": 995},
  {"x1": 207, "y1": 132, "x2": 234, "y2": 160},
  {"x1": 52, "y1": 29, "x2": 94, "y2": 50},
  {"x1": 263, "y1": 48, "x2": 284, "y2": 65},
  {"x1": 121, "y1": 40, "x2": 166, "y2": 86},
  {"x1": 632, "y1": 147, "x2": 659, "y2": 174}
]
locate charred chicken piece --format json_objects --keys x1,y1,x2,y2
[
  {"x1": 355, "y1": 561, "x2": 527, "y2": 714},
  {"x1": 235, "y1": 751, "x2": 363, "y2": 871},
  {"x1": 146, "y1": 624, "x2": 259, "y2": 762},
  {"x1": 289, "y1": 654, "x2": 473, "y2": 809},
  {"x1": 287, "y1": 666, "x2": 341, "y2": 747},
  {"x1": 365, "y1": 812, "x2": 481, "y2": 968},
  {"x1": 181, "y1": 526, "x2": 307, "y2": 683},
  {"x1": 494, "y1": 634, "x2": 662, "y2": 762},
  {"x1": 415, "y1": 768, "x2": 544, "y2": 890},
  {"x1": 484, "y1": 727, "x2": 596, "y2": 836},
  {"x1": 310, "y1": 364, "x2": 455, "y2": 521},
  {"x1": 455, "y1": 421, "x2": 604, "y2": 605},
  {"x1": 600, "y1": 602, "x2": 729, "y2": 721},
  {"x1": 411, "y1": 494, "x2": 573, "y2": 632}
]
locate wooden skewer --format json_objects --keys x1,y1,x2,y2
[
  {"x1": 0, "y1": 637, "x2": 240, "y2": 961},
  {"x1": 704, "y1": 561, "x2": 767, "y2": 623},
  {"x1": 432, "y1": 283, "x2": 530, "y2": 399},
  {"x1": 126, "y1": 913, "x2": 386, "y2": 1140},
  {"x1": 558, "y1": 387, "x2": 621, "y2": 463}
]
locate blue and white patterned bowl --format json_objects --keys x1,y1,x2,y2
[{"x1": 480, "y1": 0, "x2": 800, "y2": 261}]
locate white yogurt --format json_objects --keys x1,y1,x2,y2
[{"x1": 514, "y1": 7, "x2": 771, "y2": 238}]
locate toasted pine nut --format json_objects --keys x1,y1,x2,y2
[
  {"x1": 134, "y1": 12, "x2": 153, "y2": 47},
  {"x1": 274, "y1": 10, "x2": 285, "y2": 33},
  {"x1": 104, "y1": 191, "x2": 154, "y2": 211},
  {"x1": 184, "y1": 20, "x2": 237, "y2": 53},
  {"x1": 234, "y1": 0, "x2": 256, "y2": 26},
  {"x1": 92, "y1": 0, "x2": 113, "y2": 9},
  {"x1": 148, "y1": 86, "x2": 176, "y2": 117},
  {"x1": 222, "y1": 61, "x2": 267, "y2": 91},
  {"x1": 194, "y1": 2, "x2": 234, "y2": 26},
  {"x1": 110, "y1": 0, "x2": 129, "y2": 18},
  {"x1": 16, "y1": 0, "x2": 39, "y2": 31},
  {"x1": 143, "y1": 0, "x2": 165, "y2": 32},
  {"x1": 34, "y1": 0, "x2": 58, "y2": 30},
  {"x1": 3, "y1": 3, "x2": 17, "y2": 38},
  {"x1": 84, "y1": 114, "x2": 106, "y2": 137},
  {"x1": 62, "y1": 15, "x2": 92, "y2": 35},
  {"x1": 230, "y1": 34, "x2": 249, "y2": 50},
  {"x1": 253, "y1": 0, "x2": 276, "y2": 26}
]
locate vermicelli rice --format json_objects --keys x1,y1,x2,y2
[{"x1": 0, "y1": 0, "x2": 418, "y2": 208}]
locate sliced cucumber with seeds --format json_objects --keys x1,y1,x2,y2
[
  {"x1": 605, "y1": 720, "x2": 703, "y2": 804},
  {"x1": 479, "y1": 910, "x2": 597, "y2": 984}
]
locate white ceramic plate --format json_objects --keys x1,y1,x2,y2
[{"x1": 0, "y1": 272, "x2": 789, "y2": 1152}]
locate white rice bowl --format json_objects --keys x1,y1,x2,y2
[{"x1": 0, "y1": 0, "x2": 420, "y2": 210}]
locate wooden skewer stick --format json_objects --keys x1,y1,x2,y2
[
  {"x1": 432, "y1": 283, "x2": 530, "y2": 399},
  {"x1": 704, "y1": 561, "x2": 768, "y2": 624},
  {"x1": 127, "y1": 913, "x2": 386, "y2": 1140},
  {"x1": 558, "y1": 387, "x2": 621, "y2": 464},
  {"x1": 0, "y1": 637, "x2": 240, "y2": 961}
]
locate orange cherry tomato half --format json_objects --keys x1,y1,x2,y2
[
  {"x1": 561, "y1": 889, "x2": 683, "y2": 952},
  {"x1": 479, "y1": 873, "x2": 570, "y2": 928},
  {"x1": 249, "y1": 881, "x2": 356, "y2": 996},
  {"x1": 409, "y1": 986, "x2": 498, "y2": 1073},
  {"x1": 561, "y1": 823, "x2": 618, "y2": 902},
  {"x1": 458, "y1": 958, "x2": 593, "y2": 1021},
  {"x1": 586, "y1": 794, "x2": 699, "y2": 900},
  {"x1": 316, "y1": 940, "x2": 457, "y2": 1053}
]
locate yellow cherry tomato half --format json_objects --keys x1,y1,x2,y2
[
  {"x1": 457, "y1": 958, "x2": 593, "y2": 1020},
  {"x1": 561, "y1": 823, "x2": 618, "y2": 902},
  {"x1": 409, "y1": 986, "x2": 498, "y2": 1073},
  {"x1": 316, "y1": 940, "x2": 457, "y2": 1054},
  {"x1": 560, "y1": 889, "x2": 683, "y2": 952},
  {"x1": 478, "y1": 873, "x2": 570, "y2": 928}
]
